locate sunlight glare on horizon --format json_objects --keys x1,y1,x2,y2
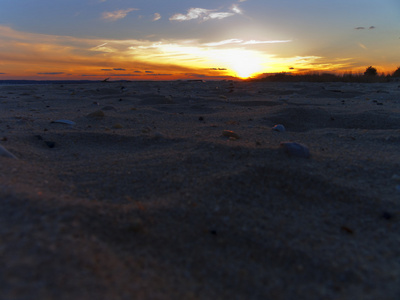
[{"x1": 205, "y1": 48, "x2": 267, "y2": 79}]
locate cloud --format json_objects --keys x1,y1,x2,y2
[
  {"x1": 170, "y1": 8, "x2": 210, "y2": 21},
  {"x1": 207, "y1": 12, "x2": 235, "y2": 20},
  {"x1": 170, "y1": 5, "x2": 242, "y2": 22},
  {"x1": 204, "y1": 39, "x2": 291, "y2": 47},
  {"x1": 113, "y1": 68, "x2": 126, "y2": 71},
  {"x1": 358, "y1": 43, "x2": 367, "y2": 50},
  {"x1": 145, "y1": 73, "x2": 173, "y2": 76},
  {"x1": 231, "y1": 4, "x2": 242, "y2": 14},
  {"x1": 101, "y1": 69, "x2": 112, "y2": 71},
  {"x1": 354, "y1": 26, "x2": 376, "y2": 30},
  {"x1": 153, "y1": 13, "x2": 161, "y2": 21},
  {"x1": 37, "y1": 72, "x2": 64, "y2": 75},
  {"x1": 145, "y1": 71, "x2": 154, "y2": 73},
  {"x1": 102, "y1": 8, "x2": 138, "y2": 21}
]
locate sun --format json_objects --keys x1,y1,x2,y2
[
  {"x1": 230, "y1": 58, "x2": 264, "y2": 78},
  {"x1": 222, "y1": 50, "x2": 265, "y2": 79}
]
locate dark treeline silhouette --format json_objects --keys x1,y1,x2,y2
[{"x1": 252, "y1": 66, "x2": 400, "y2": 83}]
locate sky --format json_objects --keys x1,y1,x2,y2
[{"x1": 0, "y1": 0, "x2": 399, "y2": 80}]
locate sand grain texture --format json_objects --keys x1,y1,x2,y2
[{"x1": 1, "y1": 81, "x2": 400, "y2": 299}]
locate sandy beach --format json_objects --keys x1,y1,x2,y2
[{"x1": 1, "y1": 80, "x2": 399, "y2": 299}]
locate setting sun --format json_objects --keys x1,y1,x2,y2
[
  {"x1": 228, "y1": 55, "x2": 265, "y2": 78},
  {"x1": 205, "y1": 48, "x2": 266, "y2": 79}
]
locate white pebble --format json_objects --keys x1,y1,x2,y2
[{"x1": 272, "y1": 124, "x2": 286, "y2": 132}]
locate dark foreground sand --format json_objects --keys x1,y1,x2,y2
[{"x1": 1, "y1": 80, "x2": 399, "y2": 299}]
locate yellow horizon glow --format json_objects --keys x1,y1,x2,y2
[{"x1": 1, "y1": 25, "x2": 399, "y2": 81}]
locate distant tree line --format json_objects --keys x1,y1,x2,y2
[{"x1": 253, "y1": 66, "x2": 400, "y2": 83}]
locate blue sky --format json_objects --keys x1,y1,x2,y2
[{"x1": 0, "y1": 0, "x2": 399, "y2": 79}]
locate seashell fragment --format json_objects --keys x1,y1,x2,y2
[
  {"x1": 222, "y1": 130, "x2": 240, "y2": 139},
  {"x1": 272, "y1": 124, "x2": 286, "y2": 132},
  {"x1": 51, "y1": 119, "x2": 76, "y2": 126},
  {"x1": 280, "y1": 142, "x2": 310, "y2": 158},
  {"x1": 0, "y1": 144, "x2": 17, "y2": 159}
]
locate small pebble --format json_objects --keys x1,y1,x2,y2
[
  {"x1": 222, "y1": 130, "x2": 240, "y2": 139},
  {"x1": 280, "y1": 142, "x2": 310, "y2": 158},
  {"x1": 87, "y1": 110, "x2": 105, "y2": 119},
  {"x1": 112, "y1": 123, "x2": 123, "y2": 129},
  {"x1": 272, "y1": 124, "x2": 286, "y2": 132}
]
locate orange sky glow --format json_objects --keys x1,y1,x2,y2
[{"x1": 1, "y1": 1, "x2": 399, "y2": 81}]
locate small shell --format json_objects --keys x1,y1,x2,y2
[
  {"x1": 52, "y1": 119, "x2": 76, "y2": 126},
  {"x1": 280, "y1": 142, "x2": 310, "y2": 158},
  {"x1": 222, "y1": 130, "x2": 240, "y2": 139},
  {"x1": 0, "y1": 144, "x2": 17, "y2": 159},
  {"x1": 272, "y1": 124, "x2": 286, "y2": 132}
]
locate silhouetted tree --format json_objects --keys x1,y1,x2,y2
[
  {"x1": 364, "y1": 66, "x2": 377, "y2": 76},
  {"x1": 392, "y1": 67, "x2": 400, "y2": 77}
]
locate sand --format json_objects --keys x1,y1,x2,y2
[{"x1": 0, "y1": 80, "x2": 399, "y2": 299}]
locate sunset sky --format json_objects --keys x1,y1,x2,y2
[{"x1": 0, "y1": 0, "x2": 399, "y2": 80}]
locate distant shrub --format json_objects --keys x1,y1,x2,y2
[
  {"x1": 364, "y1": 66, "x2": 378, "y2": 76},
  {"x1": 392, "y1": 67, "x2": 400, "y2": 77}
]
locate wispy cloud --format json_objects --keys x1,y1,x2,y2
[
  {"x1": 170, "y1": 8, "x2": 210, "y2": 21},
  {"x1": 355, "y1": 26, "x2": 376, "y2": 30},
  {"x1": 231, "y1": 4, "x2": 242, "y2": 14},
  {"x1": 358, "y1": 43, "x2": 367, "y2": 50},
  {"x1": 37, "y1": 72, "x2": 64, "y2": 75},
  {"x1": 102, "y1": 8, "x2": 138, "y2": 21},
  {"x1": 204, "y1": 39, "x2": 291, "y2": 47},
  {"x1": 113, "y1": 68, "x2": 126, "y2": 71},
  {"x1": 153, "y1": 13, "x2": 161, "y2": 21},
  {"x1": 170, "y1": 4, "x2": 243, "y2": 22}
]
